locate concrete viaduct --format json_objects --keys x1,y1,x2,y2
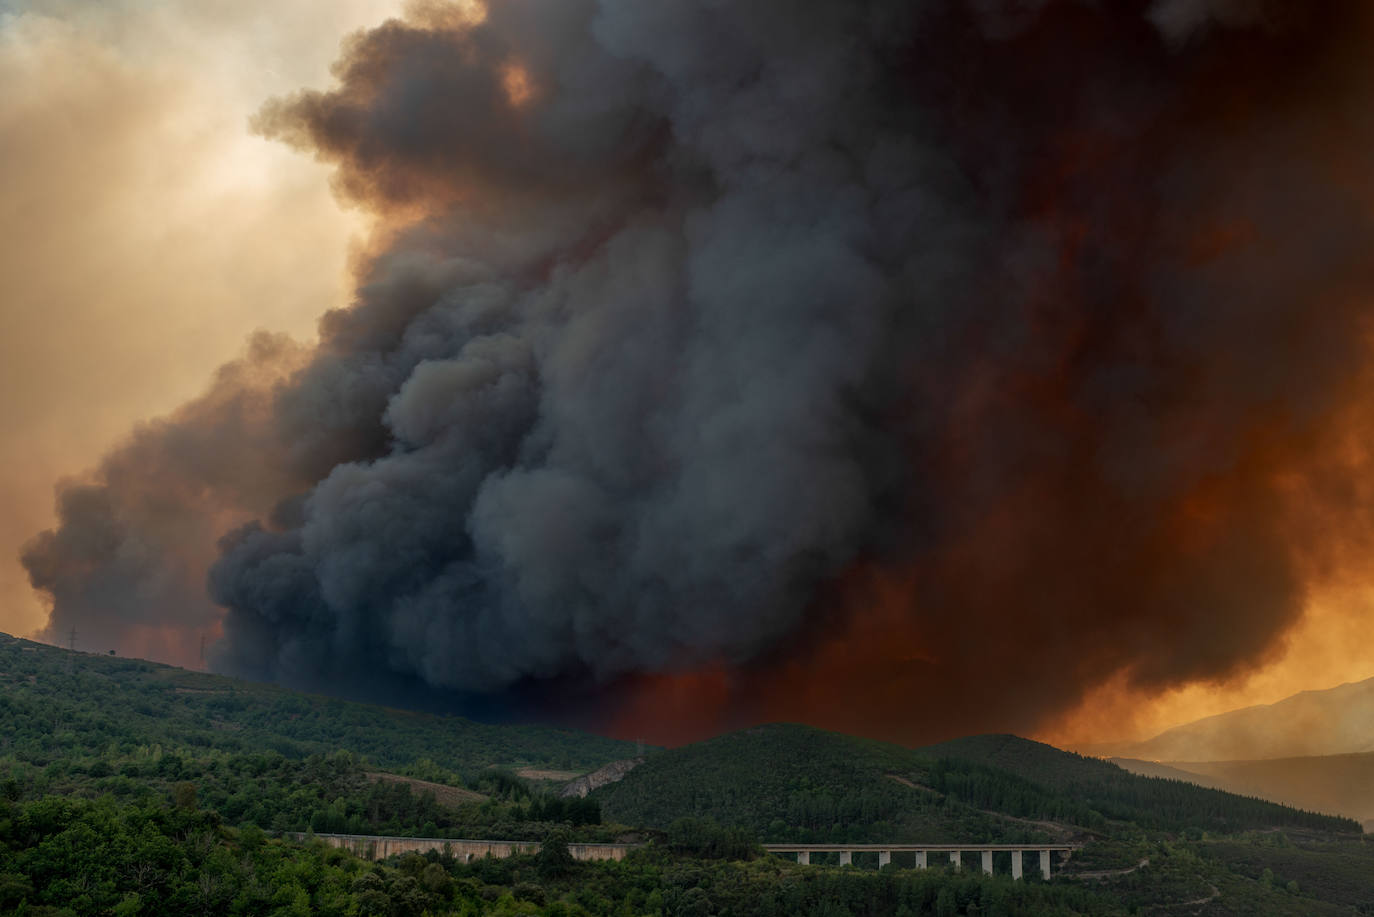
[
  {"x1": 300, "y1": 834, "x2": 1077, "y2": 879},
  {"x1": 761, "y1": 844, "x2": 1078, "y2": 879},
  {"x1": 300, "y1": 833, "x2": 639, "y2": 863}
]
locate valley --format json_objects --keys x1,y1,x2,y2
[{"x1": 1, "y1": 635, "x2": 1372, "y2": 915}]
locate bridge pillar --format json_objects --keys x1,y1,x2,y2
[
  {"x1": 1012, "y1": 850, "x2": 1022, "y2": 880},
  {"x1": 915, "y1": 850, "x2": 927, "y2": 869},
  {"x1": 797, "y1": 851, "x2": 809, "y2": 866},
  {"x1": 1041, "y1": 849, "x2": 1051, "y2": 879},
  {"x1": 878, "y1": 851, "x2": 890, "y2": 869},
  {"x1": 839, "y1": 851, "x2": 852, "y2": 867},
  {"x1": 981, "y1": 850, "x2": 993, "y2": 875},
  {"x1": 950, "y1": 851, "x2": 960, "y2": 870}
]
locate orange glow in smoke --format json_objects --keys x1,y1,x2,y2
[
  {"x1": 606, "y1": 567, "x2": 943, "y2": 747},
  {"x1": 501, "y1": 62, "x2": 535, "y2": 108},
  {"x1": 1043, "y1": 350, "x2": 1374, "y2": 753}
]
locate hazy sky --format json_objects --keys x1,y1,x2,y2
[
  {"x1": 4, "y1": 0, "x2": 1373, "y2": 748},
  {"x1": 0, "y1": 0, "x2": 394, "y2": 636}
]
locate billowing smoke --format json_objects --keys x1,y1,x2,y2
[{"x1": 24, "y1": 0, "x2": 1374, "y2": 742}]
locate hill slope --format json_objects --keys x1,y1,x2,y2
[
  {"x1": 0, "y1": 632, "x2": 634, "y2": 775},
  {"x1": 920, "y1": 734, "x2": 1359, "y2": 836},
  {"x1": 598, "y1": 725, "x2": 1359, "y2": 844},
  {"x1": 600, "y1": 723, "x2": 1053, "y2": 844},
  {"x1": 2, "y1": 643, "x2": 1372, "y2": 915}
]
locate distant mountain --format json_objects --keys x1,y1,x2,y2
[
  {"x1": 1112, "y1": 752, "x2": 1374, "y2": 829},
  {"x1": 1094, "y1": 676, "x2": 1374, "y2": 762}
]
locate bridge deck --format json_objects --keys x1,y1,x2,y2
[
  {"x1": 762, "y1": 843, "x2": 1079, "y2": 852},
  {"x1": 296, "y1": 832, "x2": 1079, "y2": 878}
]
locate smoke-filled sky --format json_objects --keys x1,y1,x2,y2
[
  {"x1": 8, "y1": 0, "x2": 1374, "y2": 749},
  {"x1": 0, "y1": 0, "x2": 393, "y2": 652}
]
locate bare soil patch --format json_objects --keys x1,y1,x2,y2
[
  {"x1": 366, "y1": 772, "x2": 487, "y2": 807},
  {"x1": 516, "y1": 767, "x2": 582, "y2": 781}
]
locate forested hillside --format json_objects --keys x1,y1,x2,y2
[
  {"x1": 0, "y1": 633, "x2": 633, "y2": 775},
  {"x1": 920, "y1": 735, "x2": 1355, "y2": 835},
  {"x1": 0, "y1": 796, "x2": 1136, "y2": 917},
  {"x1": 0, "y1": 633, "x2": 636, "y2": 856},
  {"x1": 4, "y1": 639, "x2": 1374, "y2": 915},
  {"x1": 600, "y1": 724, "x2": 1045, "y2": 844},
  {"x1": 599, "y1": 725, "x2": 1358, "y2": 844}
]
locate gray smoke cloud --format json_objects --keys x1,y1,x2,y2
[
  {"x1": 24, "y1": 0, "x2": 1374, "y2": 740},
  {"x1": 1147, "y1": 0, "x2": 1285, "y2": 44},
  {"x1": 21, "y1": 332, "x2": 313, "y2": 659},
  {"x1": 210, "y1": 0, "x2": 966, "y2": 695}
]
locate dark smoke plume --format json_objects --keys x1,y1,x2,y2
[{"x1": 24, "y1": 0, "x2": 1374, "y2": 742}]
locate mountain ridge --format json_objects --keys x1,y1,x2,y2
[{"x1": 1085, "y1": 676, "x2": 1374, "y2": 762}]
